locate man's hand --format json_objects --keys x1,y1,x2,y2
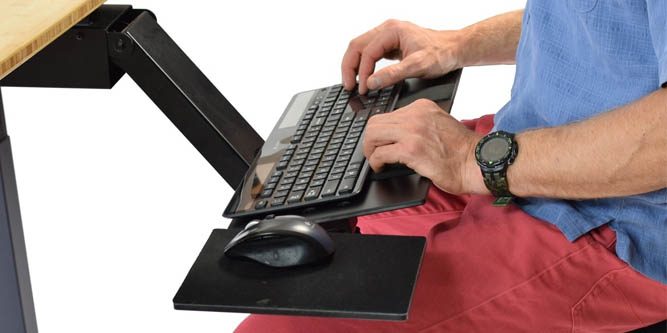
[
  {"x1": 342, "y1": 20, "x2": 465, "y2": 94},
  {"x1": 363, "y1": 99, "x2": 489, "y2": 195}
]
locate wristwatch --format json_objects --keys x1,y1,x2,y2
[{"x1": 475, "y1": 131, "x2": 518, "y2": 206}]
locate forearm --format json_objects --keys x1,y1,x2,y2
[
  {"x1": 507, "y1": 88, "x2": 667, "y2": 199},
  {"x1": 456, "y1": 10, "x2": 524, "y2": 67}
]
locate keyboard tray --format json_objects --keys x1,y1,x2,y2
[{"x1": 173, "y1": 229, "x2": 425, "y2": 321}]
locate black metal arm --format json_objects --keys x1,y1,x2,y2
[{"x1": 2, "y1": 5, "x2": 263, "y2": 189}]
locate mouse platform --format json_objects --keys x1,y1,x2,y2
[{"x1": 174, "y1": 228, "x2": 425, "y2": 320}]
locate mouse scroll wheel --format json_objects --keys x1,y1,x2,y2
[{"x1": 245, "y1": 221, "x2": 260, "y2": 230}]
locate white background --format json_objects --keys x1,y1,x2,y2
[{"x1": 3, "y1": 0, "x2": 525, "y2": 332}]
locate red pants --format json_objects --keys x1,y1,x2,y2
[{"x1": 236, "y1": 115, "x2": 667, "y2": 332}]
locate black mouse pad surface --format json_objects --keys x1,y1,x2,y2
[{"x1": 173, "y1": 229, "x2": 426, "y2": 321}]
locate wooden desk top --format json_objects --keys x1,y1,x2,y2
[{"x1": 0, "y1": 0, "x2": 105, "y2": 80}]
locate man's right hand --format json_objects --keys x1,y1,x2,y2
[{"x1": 342, "y1": 19, "x2": 466, "y2": 94}]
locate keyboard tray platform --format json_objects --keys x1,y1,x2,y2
[{"x1": 173, "y1": 229, "x2": 425, "y2": 321}]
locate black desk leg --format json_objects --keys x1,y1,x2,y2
[{"x1": 0, "y1": 89, "x2": 38, "y2": 333}]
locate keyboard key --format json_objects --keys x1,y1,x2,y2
[
  {"x1": 273, "y1": 190, "x2": 289, "y2": 198},
  {"x1": 280, "y1": 177, "x2": 296, "y2": 185},
  {"x1": 342, "y1": 143, "x2": 356, "y2": 150},
  {"x1": 344, "y1": 169, "x2": 359, "y2": 179},
  {"x1": 329, "y1": 172, "x2": 343, "y2": 180},
  {"x1": 321, "y1": 181, "x2": 339, "y2": 197},
  {"x1": 325, "y1": 148, "x2": 339, "y2": 156},
  {"x1": 287, "y1": 191, "x2": 304, "y2": 203},
  {"x1": 302, "y1": 137, "x2": 316, "y2": 145},
  {"x1": 291, "y1": 158, "x2": 305, "y2": 166},
  {"x1": 271, "y1": 170, "x2": 283, "y2": 177},
  {"x1": 322, "y1": 155, "x2": 336, "y2": 162},
  {"x1": 328, "y1": 143, "x2": 342, "y2": 150},
  {"x1": 349, "y1": 126, "x2": 363, "y2": 134},
  {"x1": 260, "y1": 189, "x2": 273, "y2": 198},
  {"x1": 310, "y1": 179, "x2": 325, "y2": 187},
  {"x1": 290, "y1": 135, "x2": 302, "y2": 143},
  {"x1": 295, "y1": 178, "x2": 310, "y2": 186},
  {"x1": 270, "y1": 197, "x2": 286, "y2": 207},
  {"x1": 334, "y1": 127, "x2": 348, "y2": 134},
  {"x1": 276, "y1": 161, "x2": 288, "y2": 170},
  {"x1": 304, "y1": 187, "x2": 322, "y2": 201},
  {"x1": 312, "y1": 173, "x2": 327, "y2": 181},
  {"x1": 316, "y1": 166, "x2": 331, "y2": 175},
  {"x1": 293, "y1": 184, "x2": 308, "y2": 192},
  {"x1": 333, "y1": 132, "x2": 347, "y2": 140},
  {"x1": 277, "y1": 184, "x2": 293, "y2": 192},
  {"x1": 348, "y1": 162, "x2": 361, "y2": 170},
  {"x1": 338, "y1": 178, "x2": 356, "y2": 194},
  {"x1": 334, "y1": 160, "x2": 348, "y2": 168},
  {"x1": 255, "y1": 200, "x2": 268, "y2": 209},
  {"x1": 344, "y1": 138, "x2": 358, "y2": 145},
  {"x1": 337, "y1": 154, "x2": 351, "y2": 162},
  {"x1": 331, "y1": 137, "x2": 345, "y2": 144},
  {"x1": 331, "y1": 166, "x2": 346, "y2": 174}
]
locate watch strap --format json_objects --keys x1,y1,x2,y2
[{"x1": 482, "y1": 171, "x2": 513, "y2": 206}]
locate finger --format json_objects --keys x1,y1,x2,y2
[
  {"x1": 367, "y1": 144, "x2": 405, "y2": 172},
  {"x1": 363, "y1": 122, "x2": 405, "y2": 158},
  {"x1": 357, "y1": 31, "x2": 399, "y2": 94},
  {"x1": 367, "y1": 53, "x2": 425, "y2": 90},
  {"x1": 341, "y1": 48, "x2": 361, "y2": 91},
  {"x1": 342, "y1": 29, "x2": 381, "y2": 90}
]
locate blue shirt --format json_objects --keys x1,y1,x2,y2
[{"x1": 494, "y1": 0, "x2": 667, "y2": 283}]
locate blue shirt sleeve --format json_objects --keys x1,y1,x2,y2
[{"x1": 647, "y1": 0, "x2": 667, "y2": 87}]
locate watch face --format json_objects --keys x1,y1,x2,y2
[{"x1": 480, "y1": 137, "x2": 510, "y2": 162}]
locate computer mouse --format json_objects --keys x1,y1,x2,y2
[{"x1": 224, "y1": 215, "x2": 335, "y2": 268}]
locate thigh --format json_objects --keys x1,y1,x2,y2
[{"x1": 236, "y1": 195, "x2": 666, "y2": 333}]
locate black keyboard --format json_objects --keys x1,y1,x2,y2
[{"x1": 250, "y1": 83, "x2": 401, "y2": 214}]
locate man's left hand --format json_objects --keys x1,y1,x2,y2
[{"x1": 363, "y1": 99, "x2": 489, "y2": 195}]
